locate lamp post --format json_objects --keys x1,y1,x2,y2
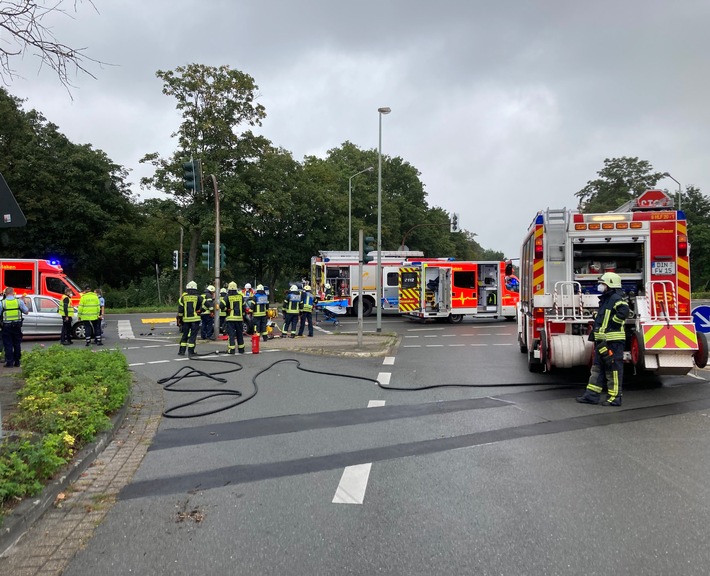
[
  {"x1": 663, "y1": 172, "x2": 682, "y2": 210},
  {"x1": 348, "y1": 167, "x2": 373, "y2": 251},
  {"x1": 376, "y1": 106, "x2": 391, "y2": 333}
]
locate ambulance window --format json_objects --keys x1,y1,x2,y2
[
  {"x1": 453, "y1": 271, "x2": 476, "y2": 289},
  {"x1": 401, "y1": 272, "x2": 418, "y2": 289},
  {"x1": 4, "y1": 270, "x2": 32, "y2": 291},
  {"x1": 386, "y1": 272, "x2": 399, "y2": 286},
  {"x1": 45, "y1": 277, "x2": 68, "y2": 295}
]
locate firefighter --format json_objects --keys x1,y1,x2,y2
[
  {"x1": 1, "y1": 287, "x2": 29, "y2": 367},
  {"x1": 78, "y1": 285, "x2": 103, "y2": 346},
  {"x1": 59, "y1": 287, "x2": 73, "y2": 345},
  {"x1": 283, "y1": 285, "x2": 301, "y2": 338},
  {"x1": 225, "y1": 281, "x2": 246, "y2": 354},
  {"x1": 218, "y1": 287, "x2": 228, "y2": 335},
  {"x1": 200, "y1": 285, "x2": 216, "y2": 340},
  {"x1": 577, "y1": 272, "x2": 629, "y2": 406},
  {"x1": 252, "y1": 284, "x2": 270, "y2": 342},
  {"x1": 297, "y1": 285, "x2": 315, "y2": 337},
  {"x1": 177, "y1": 280, "x2": 203, "y2": 356}
]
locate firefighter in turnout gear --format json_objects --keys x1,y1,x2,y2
[
  {"x1": 252, "y1": 284, "x2": 270, "y2": 342},
  {"x1": 577, "y1": 272, "x2": 630, "y2": 406},
  {"x1": 283, "y1": 285, "x2": 301, "y2": 338},
  {"x1": 200, "y1": 285, "x2": 216, "y2": 340},
  {"x1": 218, "y1": 287, "x2": 228, "y2": 335},
  {"x1": 297, "y1": 285, "x2": 315, "y2": 337},
  {"x1": 177, "y1": 281, "x2": 204, "y2": 356},
  {"x1": 225, "y1": 281, "x2": 247, "y2": 354}
]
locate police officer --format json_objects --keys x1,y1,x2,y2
[
  {"x1": 0, "y1": 287, "x2": 29, "y2": 367},
  {"x1": 225, "y1": 281, "x2": 246, "y2": 354},
  {"x1": 577, "y1": 272, "x2": 629, "y2": 406},
  {"x1": 59, "y1": 287, "x2": 73, "y2": 345},
  {"x1": 177, "y1": 280, "x2": 203, "y2": 356},
  {"x1": 297, "y1": 284, "x2": 315, "y2": 337},
  {"x1": 200, "y1": 285, "x2": 216, "y2": 340},
  {"x1": 78, "y1": 285, "x2": 103, "y2": 346},
  {"x1": 283, "y1": 285, "x2": 301, "y2": 338},
  {"x1": 252, "y1": 284, "x2": 270, "y2": 342}
]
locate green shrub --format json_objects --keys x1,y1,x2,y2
[{"x1": 0, "y1": 346, "x2": 131, "y2": 519}]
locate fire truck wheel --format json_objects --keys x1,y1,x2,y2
[
  {"x1": 504, "y1": 316, "x2": 516, "y2": 322},
  {"x1": 72, "y1": 321, "x2": 88, "y2": 340},
  {"x1": 694, "y1": 332, "x2": 708, "y2": 369},
  {"x1": 355, "y1": 297, "x2": 373, "y2": 317},
  {"x1": 528, "y1": 339, "x2": 544, "y2": 373},
  {"x1": 447, "y1": 314, "x2": 463, "y2": 324},
  {"x1": 630, "y1": 332, "x2": 645, "y2": 370},
  {"x1": 539, "y1": 329, "x2": 551, "y2": 372}
]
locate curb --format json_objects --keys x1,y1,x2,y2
[{"x1": 0, "y1": 377, "x2": 133, "y2": 556}]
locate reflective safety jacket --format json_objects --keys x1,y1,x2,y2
[
  {"x1": 300, "y1": 291, "x2": 314, "y2": 312},
  {"x1": 58, "y1": 294, "x2": 72, "y2": 318},
  {"x1": 283, "y1": 291, "x2": 301, "y2": 314},
  {"x1": 226, "y1": 292, "x2": 245, "y2": 321},
  {"x1": 178, "y1": 290, "x2": 203, "y2": 322},
  {"x1": 592, "y1": 289, "x2": 629, "y2": 342},
  {"x1": 252, "y1": 291, "x2": 269, "y2": 317},
  {"x1": 78, "y1": 291, "x2": 101, "y2": 321},
  {"x1": 1, "y1": 297, "x2": 22, "y2": 323}
]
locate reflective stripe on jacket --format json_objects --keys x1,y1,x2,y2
[
  {"x1": 78, "y1": 292, "x2": 101, "y2": 321},
  {"x1": 593, "y1": 290, "x2": 629, "y2": 342}
]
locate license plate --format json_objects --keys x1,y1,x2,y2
[{"x1": 652, "y1": 261, "x2": 676, "y2": 275}]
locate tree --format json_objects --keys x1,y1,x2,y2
[
  {"x1": 679, "y1": 185, "x2": 710, "y2": 291},
  {"x1": 0, "y1": 1, "x2": 102, "y2": 91},
  {"x1": 575, "y1": 157, "x2": 666, "y2": 213},
  {"x1": 140, "y1": 63, "x2": 267, "y2": 281}
]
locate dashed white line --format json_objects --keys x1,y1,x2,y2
[
  {"x1": 377, "y1": 372, "x2": 391, "y2": 385},
  {"x1": 425, "y1": 344, "x2": 444, "y2": 347},
  {"x1": 367, "y1": 400, "x2": 386, "y2": 407},
  {"x1": 383, "y1": 357, "x2": 395, "y2": 365}
]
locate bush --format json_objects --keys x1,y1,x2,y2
[{"x1": 0, "y1": 346, "x2": 131, "y2": 519}]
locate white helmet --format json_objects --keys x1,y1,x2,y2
[
  {"x1": 207, "y1": 285, "x2": 215, "y2": 292},
  {"x1": 186, "y1": 281, "x2": 197, "y2": 290},
  {"x1": 325, "y1": 283, "x2": 331, "y2": 290},
  {"x1": 228, "y1": 281, "x2": 238, "y2": 290},
  {"x1": 290, "y1": 285, "x2": 298, "y2": 291},
  {"x1": 256, "y1": 284, "x2": 264, "y2": 291},
  {"x1": 245, "y1": 283, "x2": 252, "y2": 290}
]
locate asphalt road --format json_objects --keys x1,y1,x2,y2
[{"x1": 45, "y1": 313, "x2": 710, "y2": 574}]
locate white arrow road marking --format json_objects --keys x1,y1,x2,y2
[
  {"x1": 333, "y1": 399, "x2": 386, "y2": 504},
  {"x1": 693, "y1": 311, "x2": 710, "y2": 328}
]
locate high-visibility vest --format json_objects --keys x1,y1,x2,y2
[
  {"x1": 78, "y1": 291, "x2": 101, "y2": 321},
  {"x1": 178, "y1": 292, "x2": 202, "y2": 322},
  {"x1": 301, "y1": 292, "x2": 314, "y2": 312},
  {"x1": 2, "y1": 298, "x2": 22, "y2": 323},
  {"x1": 226, "y1": 293, "x2": 244, "y2": 321}
]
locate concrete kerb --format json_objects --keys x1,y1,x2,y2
[
  {"x1": 255, "y1": 331, "x2": 400, "y2": 357},
  {"x1": 0, "y1": 374, "x2": 143, "y2": 557}
]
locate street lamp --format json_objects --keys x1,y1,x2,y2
[
  {"x1": 348, "y1": 167, "x2": 373, "y2": 251},
  {"x1": 376, "y1": 106, "x2": 391, "y2": 333},
  {"x1": 663, "y1": 172, "x2": 682, "y2": 210}
]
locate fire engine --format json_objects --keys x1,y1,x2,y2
[
  {"x1": 518, "y1": 189, "x2": 707, "y2": 374},
  {"x1": 398, "y1": 260, "x2": 520, "y2": 322},
  {"x1": 0, "y1": 259, "x2": 82, "y2": 304},
  {"x1": 310, "y1": 251, "x2": 428, "y2": 316}
]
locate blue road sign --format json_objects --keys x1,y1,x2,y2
[{"x1": 691, "y1": 305, "x2": 710, "y2": 333}]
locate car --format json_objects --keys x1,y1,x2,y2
[{"x1": 12, "y1": 294, "x2": 87, "y2": 340}]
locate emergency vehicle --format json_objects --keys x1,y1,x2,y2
[
  {"x1": 518, "y1": 189, "x2": 707, "y2": 375},
  {"x1": 0, "y1": 259, "x2": 82, "y2": 304},
  {"x1": 310, "y1": 250, "x2": 429, "y2": 316},
  {"x1": 398, "y1": 260, "x2": 519, "y2": 323}
]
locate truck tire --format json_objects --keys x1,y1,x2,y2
[
  {"x1": 694, "y1": 332, "x2": 708, "y2": 369},
  {"x1": 630, "y1": 331, "x2": 645, "y2": 370},
  {"x1": 357, "y1": 297, "x2": 374, "y2": 317},
  {"x1": 448, "y1": 314, "x2": 463, "y2": 324},
  {"x1": 528, "y1": 339, "x2": 544, "y2": 372}
]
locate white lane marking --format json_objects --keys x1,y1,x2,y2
[
  {"x1": 407, "y1": 327, "x2": 445, "y2": 332},
  {"x1": 426, "y1": 345, "x2": 444, "y2": 347},
  {"x1": 383, "y1": 357, "x2": 395, "y2": 365},
  {"x1": 148, "y1": 360, "x2": 171, "y2": 364},
  {"x1": 117, "y1": 319, "x2": 135, "y2": 340},
  {"x1": 470, "y1": 343, "x2": 487, "y2": 346},
  {"x1": 449, "y1": 344, "x2": 466, "y2": 347},
  {"x1": 441, "y1": 334, "x2": 456, "y2": 337},
  {"x1": 493, "y1": 343, "x2": 513, "y2": 346},
  {"x1": 404, "y1": 335, "x2": 419, "y2": 338},
  {"x1": 128, "y1": 363, "x2": 145, "y2": 366},
  {"x1": 377, "y1": 372, "x2": 391, "y2": 385},
  {"x1": 143, "y1": 345, "x2": 162, "y2": 349},
  {"x1": 333, "y1": 463, "x2": 373, "y2": 504},
  {"x1": 424, "y1": 335, "x2": 438, "y2": 338},
  {"x1": 333, "y1": 399, "x2": 386, "y2": 504},
  {"x1": 403, "y1": 345, "x2": 422, "y2": 348},
  {"x1": 688, "y1": 372, "x2": 707, "y2": 381}
]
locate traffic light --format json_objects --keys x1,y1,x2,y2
[
  {"x1": 183, "y1": 159, "x2": 202, "y2": 192},
  {"x1": 220, "y1": 243, "x2": 226, "y2": 268},
  {"x1": 364, "y1": 236, "x2": 376, "y2": 263},
  {"x1": 201, "y1": 242, "x2": 214, "y2": 269},
  {"x1": 172, "y1": 250, "x2": 179, "y2": 270},
  {"x1": 450, "y1": 213, "x2": 460, "y2": 233}
]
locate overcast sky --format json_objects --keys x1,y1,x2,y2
[{"x1": 7, "y1": 0, "x2": 709, "y2": 258}]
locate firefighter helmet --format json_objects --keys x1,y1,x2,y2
[
  {"x1": 256, "y1": 284, "x2": 264, "y2": 291},
  {"x1": 245, "y1": 283, "x2": 252, "y2": 290},
  {"x1": 304, "y1": 285, "x2": 311, "y2": 291},
  {"x1": 186, "y1": 281, "x2": 197, "y2": 290},
  {"x1": 290, "y1": 285, "x2": 298, "y2": 291},
  {"x1": 228, "y1": 281, "x2": 238, "y2": 290},
  {"x1": 220, "y1": 287, "x2": 227, "y2": 294},
  {"x1": 598, "y1": 272, "x2": 622, "y2": 289},
  {"x1": 207, "y1": 285, "x2": 215, "y2": 292},
  {"x1": 325, "y1": 283, "x2": 331, "y2": 290}
]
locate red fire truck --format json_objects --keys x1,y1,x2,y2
[
  {"x1": 0, "y1": 259, "x2": 83, "y2": 304},
  {"x1": 398, "y1": 260, "x2": 519, "y2": 323},
  {"x1": 518, "y1": 189, "x2": 707, "y2": 374}
]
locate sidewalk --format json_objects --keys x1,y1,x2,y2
[{"x1": 0, "y1": 330, "x2": 398, "y2": 573}]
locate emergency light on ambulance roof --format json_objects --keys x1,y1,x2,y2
[
  {"x1": 630, "y1": 222, "x2": 643, "y2": 229},
  {"x1": 616, "y1": 222, "x2": 629, "y2": 229},
  {"x1": 49, "y1": 259, "x2": 60, "y2": 265},
  {"x1": 602, "y1": 223, "x2": 614, "y2": 230},
  {"x1": 588, "y1": 223, "x2": 601, "y2": 230}
]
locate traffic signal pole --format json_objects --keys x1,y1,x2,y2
[
  {"x1": 210, "y1": 174, "x2": 221, "y2": 337},
  {"x1": 358, "y1": 229, "x2": 364, "y2": 348}
]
